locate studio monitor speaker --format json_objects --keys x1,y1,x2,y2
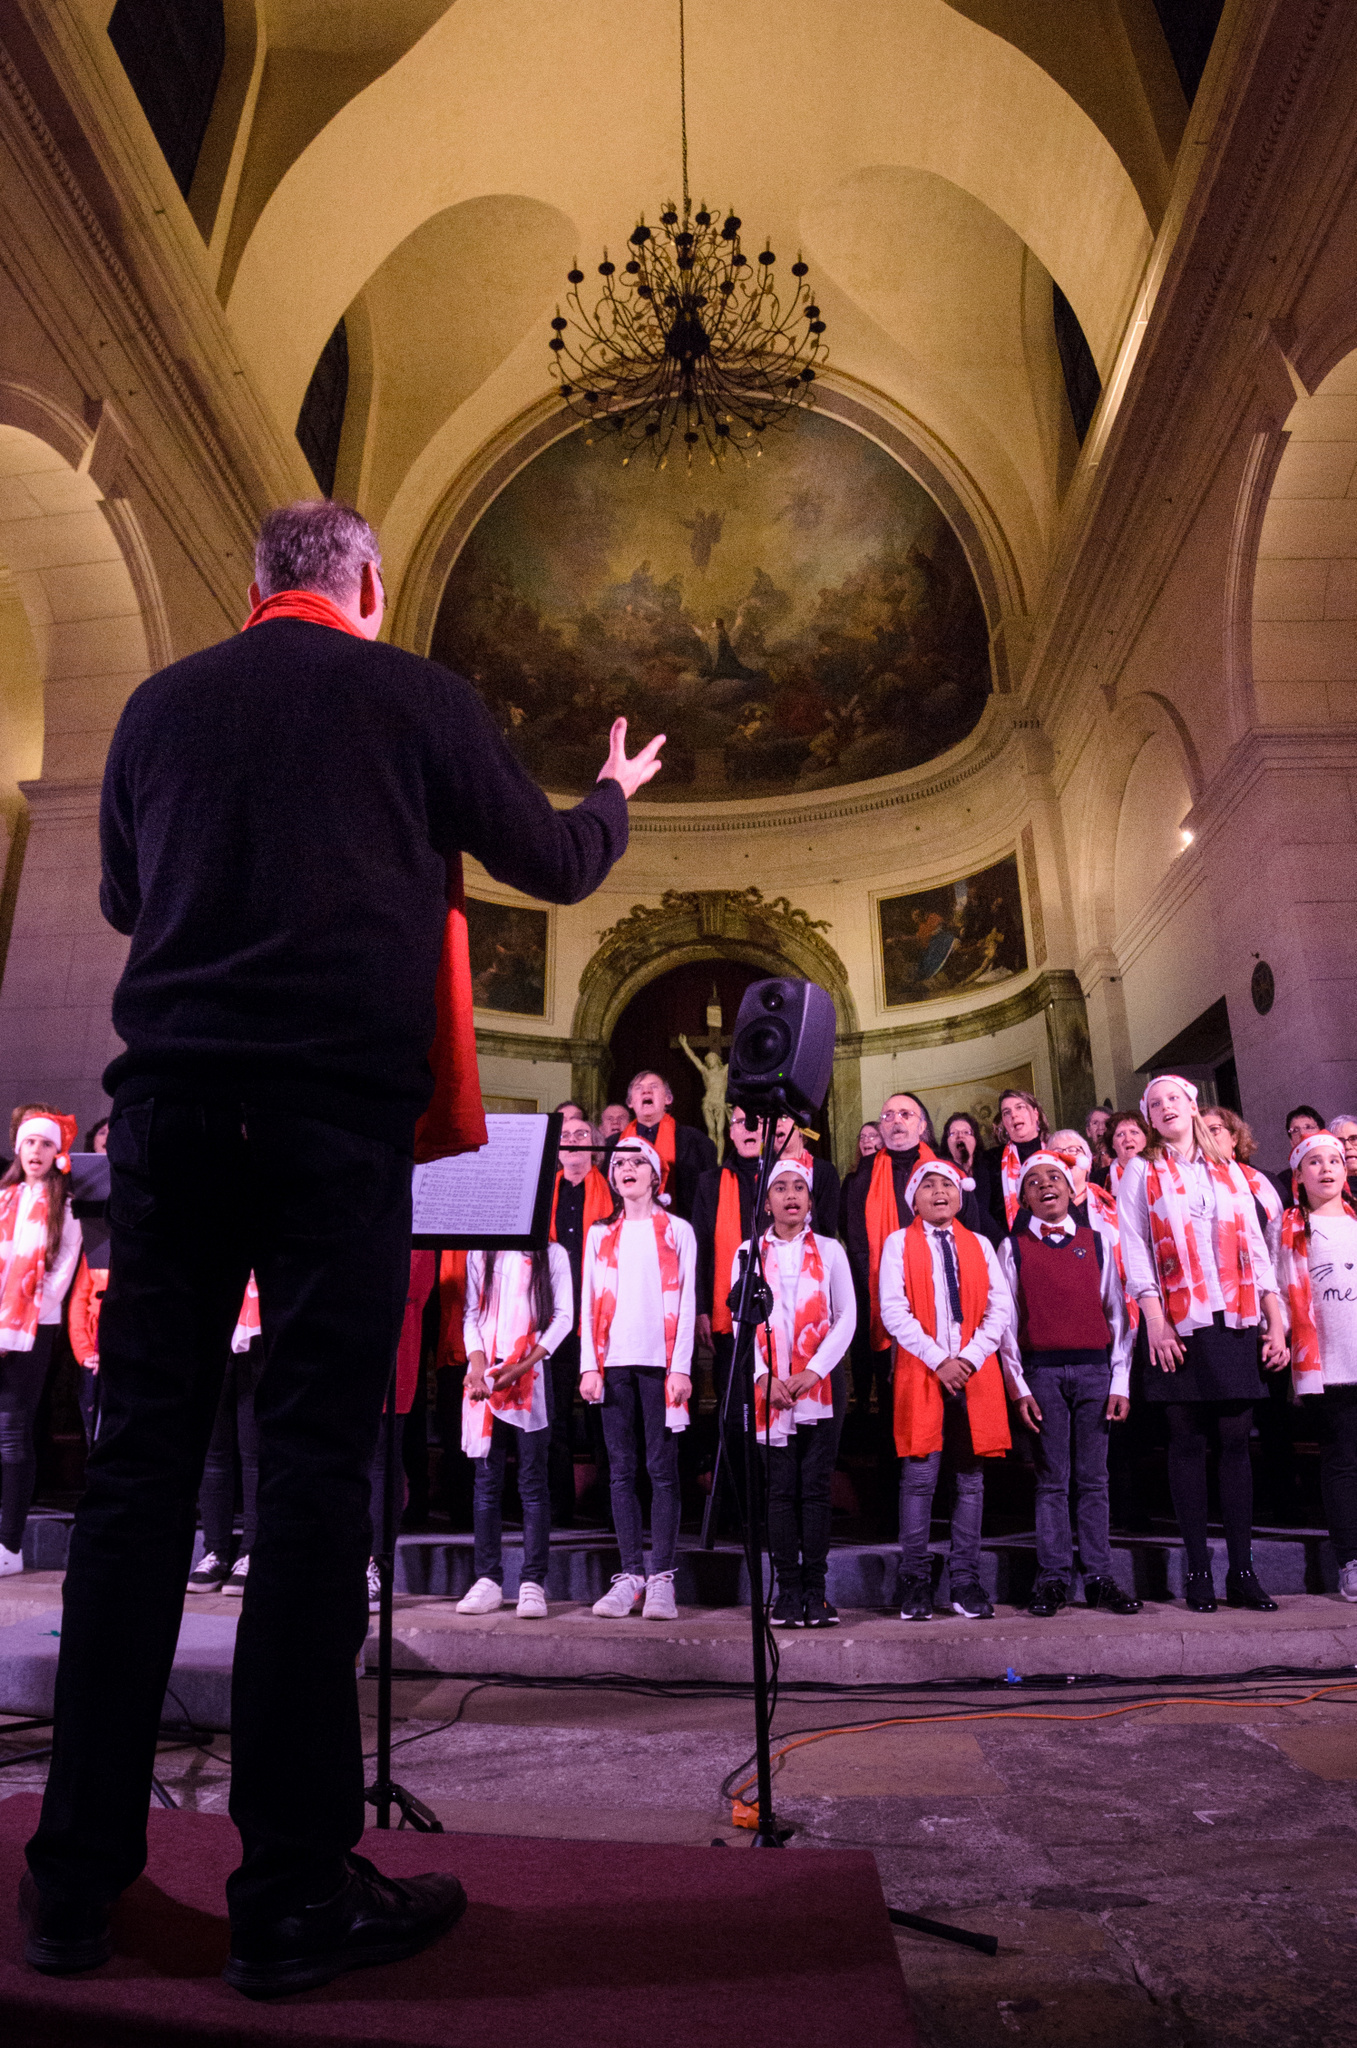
[{"x1": 727, "y1": 978, "x2": 837, "y2": 1122}]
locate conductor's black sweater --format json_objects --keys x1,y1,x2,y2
[{"x1": 100, "y1": 620, "x2": 628, "y2": 1146}]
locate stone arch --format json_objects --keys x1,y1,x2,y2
[
  {"x1": 0, "y1": 397, "x2": 160, "y2": 1127},
  {"x1": 568, "y1": 888, "x2": 862, "y2": 1170}
]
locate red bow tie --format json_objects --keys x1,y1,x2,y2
[{"x1": 1041, "y1": 1227, "x2": 1066, "y2": 1243}]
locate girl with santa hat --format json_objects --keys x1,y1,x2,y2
[
  {"x1": 731, "y1": 1155, "x2": 856, "y2": 1629},
  {"x1": 1118, "y1": 1075, "x2": 1289, "y2": 1613},
  {"x1": 1277, "y1": 1129, "x2": 1357, "y2": 1602},
  {"x1": 580, "y1": 1136, "x2": 695, "y2": 1620},
  {"x1": 0, "y1": 1105, "x2": 82, "y2": 1574}
]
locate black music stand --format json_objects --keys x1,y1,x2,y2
[{"x1": 365, "y1": 1112, "x2": 562, "y2": 1830}]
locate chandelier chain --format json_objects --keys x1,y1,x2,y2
[{"x1": 679, "y1": 0, "x2": 689, "y2": 218}]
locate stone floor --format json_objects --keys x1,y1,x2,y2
[{"x1": 4, "y1": 1659, "x2": 1357, "y2": 2044}]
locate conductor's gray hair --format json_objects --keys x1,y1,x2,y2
[{"x1": 254, "y1": 501, "x2": 381, "y2": 603}]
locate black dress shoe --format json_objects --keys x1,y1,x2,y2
[
  {"x1": 1183, "y1": 1570, "x2": 1218, "y2": 1613},
  {"x1": 224, "y1": 1852, "x2": 467, "y2": 2000},
  {"x1": 1028, "y1": 1579, "x2": 1067, "y2": 1619},
  {"x1": 1083, "y1": 1576, "x2": 1142, "y2": 1616},
  {"x1": 1225, "y1": 1567, "x2": 1278, "y2": 1612},
  {"x1": 19, "y1": 1871, "x2": 113, "y2": 1975}
]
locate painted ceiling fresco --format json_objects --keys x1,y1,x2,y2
[{"x1": 430, "y1": 411, "x2": 992, "y2": 800}]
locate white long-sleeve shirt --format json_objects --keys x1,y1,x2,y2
[
  {"x1": 731, "y1": 1229, "x2": 857, "y2": 1385},
  {"x1": 996, "y1": 1212, "x2": 1133, "y2": 1401},
  {"x1": 579, "y1": 1214, "x2": 697, "y2": 1376},
  {"x1": 878, "y1": 1221, "x2": 1013, "y2": 1374},
  {"x1": 462, "y1": 1245, "x2": 573, "y2": 1362},
  {"x1": 1118, "y1": 1152, "x2": 1278, "y2": 1332}
]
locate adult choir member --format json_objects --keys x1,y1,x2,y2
[
  {"x1": 545, "y1": 1104, "x2": 612, "y2": 1525},
  {"x1": 621, "y1": 1069, "x2": 716, "y2": 1221}
]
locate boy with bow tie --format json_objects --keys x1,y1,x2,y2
[{"x1": 997, "y1": 1152, "x2": 1141, "y2": 1619}]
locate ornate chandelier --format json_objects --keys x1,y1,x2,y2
[{"x1": 548, "y1": 0, "x2": 827, "y2": 468}]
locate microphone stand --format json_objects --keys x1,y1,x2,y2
[
  {"x1": 366, "y1": 1349, "x2": 442, "y2": 1832},
  {"x1": 726, "y1": 1101, "x2": 792, "y2": 1849}
]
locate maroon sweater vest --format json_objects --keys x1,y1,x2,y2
[{"x1": 1015, "y1": 1227, "x2": 1111, "y2": 1360}]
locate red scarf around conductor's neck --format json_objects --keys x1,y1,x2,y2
[{"x1": 242, "y1": 588, "x2": 486, "y2": 1161}]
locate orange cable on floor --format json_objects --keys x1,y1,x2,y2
[{"x1": 728, "y1": 1681, "x2": 1357, "y2": 1820}]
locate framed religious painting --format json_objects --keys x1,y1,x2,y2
[
  {"x1": 466, "y1": 895, "x2": 551, "y2": 1019},
  {"x1": 876, "y1": 854, "x2": 1029, "y2": 1009}
]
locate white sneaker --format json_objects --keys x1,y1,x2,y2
[
  {"x1": 186, "y1": 1550, "x2": 229, "y2": 1593},
  {"x1": 592, "y1": 1571, "x2": 646, "y2": 1618},
  {"x1": 456, "y1": 1575, "x2": 504, "y2": 1615},
  {"x1": 516, "y1": 1580, "x2": 548, "y2": 1618},
  {"x1": 1340, "y1": 1560, "x2": 1357, "y2": 1603},
  {"x1": 0, "y1": 1543, "x2": 22, "y2": 1577},
  {"x1": 222, "y1": 1553, "x2": 249, "y2": 1595},
  {"x1": 366, "y1": 1557, "x2": 383, "y2": 1612},
  {"x1": 642, "y1": 1571, "x2": 678, "y2": 1620}
]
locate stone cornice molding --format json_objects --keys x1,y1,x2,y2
[
  {"x1": 0, "y1": 17, "x2": 303, "y2": 618},
  {"x1": 1021, "y1": 0, "x2": 1351, "y2": 748},
  {"x1": 1182, "y1": 727, "x2": 1357, "y2": 853},
  {"x1": 18, "y1": 776, "x2": 102, "y2": 825},
  {"x1": 840, "y1": 969, "x2": 1082, "y2": 1061},
  {"x1": 474, "y1": 1028, "x2": 577, "y2": 1066}
]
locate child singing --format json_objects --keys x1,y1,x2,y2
[
  {"x1": 0, "y1": 1108, "x2": 81, "y2": 1576},
  {"x1": 580, "y1": 1137, "x2": 696, "y2": 1620},
  {"x1": 879, "y1": 1157, "x2": 1013, "y2": 1621},
  {"x1": 456, "y1": 1240, "x2": 573, "y2": 1618},
  {"x1": 736, "y1": 1157, "x2": 855, "y2": 1628},
  {"x1": 998, "y1": 1152, "x2": 1141, "y2": 1617},
  {"x1": 1278, "y1": 1130, "x2": 1357, "y2": 1602}
]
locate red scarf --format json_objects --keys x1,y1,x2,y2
[
  {"x1": 892, "y1": 1218, "x2": 1010, "y2": 1459},
  {"x1": 550, "y1": 1167, "x2": 613, "y2": 1248},
  {"x1": 0, "y1": 1182, "x2": 50, "y2": 1351},
  {"x1": 864, "y1": 1143, "x2": 936, "y2": 1349},
  {"x1": 624, "y1": 1113, "x2": 676, "y2": 1196},
  {"x1": 1278, "y1": 1206, "x2": 1324, "y2": 1390},
  {"x1": 1143, "y1": 1151, "x2": 1259, "y2": 1334},
  {"x1": 1000, "y1": 1143, "x2": 1024, "y2": 1227},
  {"x1": 711, "y1": 1167, "x2": 746, "y2": 1336},
  {"x1": 437, "y1": 1249, "x2": 469, "y2": 1369},
  {"x1": 242, "y1": 590, "x2": 486, "y2": 1164}
]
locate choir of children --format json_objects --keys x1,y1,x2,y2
[{"x1": 8, "y1": 1068, "x2": 1356, "y2": 1630}]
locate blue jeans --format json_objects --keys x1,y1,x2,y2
[
  {"x1": 600, "y1": 1367, "x2": 680, "y2": 1576},
  {"x1": 1028, "y1": 1359, "x2": 1113, "y2": 1582},
  {"x1": 473, "y1": 1417, "x2": 551, "y2": 1587},
  {"x1": 898, "y1": 1399, "x2": 985, "y2": 1586}
]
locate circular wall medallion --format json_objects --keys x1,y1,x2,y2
[{"x1": 1251, "y1": 961, "x2": 1275, "y2": 1015}]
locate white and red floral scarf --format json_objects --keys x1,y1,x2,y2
[
  {"x1": 0, "y1": 1183, "x2": 48, "y2": 1351},
  {"x1": 461, "y1": 1252, "x2": 549, "y2": 1456},
  {"x1": 1000, "y1": 1144, "x2": 1024, "y2": 1227},
  {"x1": 1143, "y1": 1151, "x2": 1260, "y2": 1335},
  {"x1": 1277, "y1": 1206, "x2": 1324, "y2": 1393},
  {"x1": 589, "y1": 1212, "x2": 689, "y2": 1431},
  {"x1": 752, "y1": 1227, "x2": 834, "y2": 1445},
  {"x1": 1085, "y1": 1180, "x2": 1140, "y2": 1333},
  {"x1": 232, "y1": 1273, "x2": 261, "y2": 1354}
]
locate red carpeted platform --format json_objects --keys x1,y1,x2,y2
[{"x1": 0, "y1": 1794, "x2": 916, "y2": 2046}]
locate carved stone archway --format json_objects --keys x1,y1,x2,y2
[{"x1": 570, "y1": 888, "x2": 862, "y2": 1170}]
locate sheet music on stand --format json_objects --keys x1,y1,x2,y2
[{"x1": 411, "y1": 1113, "x2": 561, "y2": 1250}]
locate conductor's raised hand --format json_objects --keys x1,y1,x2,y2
[{"x1": 599, "y1": 717, "x2": 665, "y2": 799}]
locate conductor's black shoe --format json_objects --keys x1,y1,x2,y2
[
  {"x1": 1028, "y1": 1578, "x2": 1067, "y2": 1619},
  {"x1": 770, "y1": 1587, "x2": 805, "y2": 1627},
  {"x1": 19, "y1": 1872, "x2": 113, "y2": 1975},
  {"x1": 899, "y1": 1574, "x2": 934, "y2": 1621},
  {"x1": 1083, "y1": 1576, "x2": 1142, "y2": 1615},
  {"x1": 804, "y1": 1594, "x2": 839, "y2": 1627},
  {"x1": 950, "y1": 1582, "x2": 994, "y2": 1620},
  {"x1": 1225, "y1": 1567, "x2": 1278, "y2": 1613},
  {"x1": 1183, "y1": 1570, "x2": 1218, "y2": 1613},
  {"x1": 223, "y1": 1853, "x2": 467, "y2": 2000}
]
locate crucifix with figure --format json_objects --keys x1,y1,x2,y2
[{"x1": 673, "y1": 985, "x2": 732, "y2": 1161}]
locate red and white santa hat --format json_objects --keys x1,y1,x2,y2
[
  {"x1": 1139, "y1": 1073, "x2": 1198, "y2": 1124},
  {"x1": 767, "y1": 1156, "x2": 814, "y2": 1191},
  {"x1": 609, "y1": 1136, "x2": 670, "y2": 1204},
  {"x1": 1018, "y1": 1149, "x2": 1077, "y2": 1194},
  {"x1": 15, "y1": 1112, "x2": 78, "y2": 1175},
  {"x1": 904, "y1": 1156, "x2": 975, "y2": 1210},
  {"x1": 1290, "y1": 1130, "x2": 1346, "y2": 1175}
]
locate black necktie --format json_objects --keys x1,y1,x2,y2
[{"x1": 937, "y1": 1229, "x2": 963, "y2": 1325}]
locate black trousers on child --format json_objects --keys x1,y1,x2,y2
[
  {"x1": 762, "y1": 1411, "x2": 838, "y2": 1596},
  {"x1": 0, "y1": 1325, "x2": 57, "y2": 1553},
  {"x1": 1310, "y1": 1385, "x2": 1357, "y2": 1567},
  {"x1": 199, "y1": 1337, "x2": 264, "y2": 1561},
  {"x1": 26, "y1": 1094, "x2": 411, "y2": 1930}
]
